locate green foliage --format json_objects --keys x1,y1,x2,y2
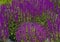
[
  {"x1": 56, "y1": 39, "x2": 60, "y2": 42},
  {"x1": 8, "y1": 21, "x2": 17, "y2": 41},
  {"x1": 0, "y1": 0, "x2": 12, "y2": 5},
  {"x1": 35, "y1": 14, "x2": 47, "y2": 25}
]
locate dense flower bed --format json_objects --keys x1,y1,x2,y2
[{"x1": 0, "y1": 0, "x2": 60, "y2": 42}]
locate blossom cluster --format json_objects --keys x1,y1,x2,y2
[{"x1": 0, "y1": 0, "x2": 60, "y2": 42}]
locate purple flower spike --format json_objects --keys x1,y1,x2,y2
[
  {"x1": 55, "y1": 14, "x2": 60, "y2": 37},
  {"x1": 15, "y1": 0, "x2": 44, "y2": 16},
  {"x1": 0, "y1": 12, "x2": 9, "y2": 41},
  {"x1": 47, "y1": 19, "x2": 53, "y2": 39},
  {"x1": 16, "y1": 22, "x2": 47, "y2": 42}
]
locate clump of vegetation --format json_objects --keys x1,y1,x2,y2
[{"x1": 0, "y1": 0, "x2": 12, "y2": 5}]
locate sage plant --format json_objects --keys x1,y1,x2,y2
[
  {"x1": 16, "y1": 22, "x2": 47, "y2": 42},
  {"x1": 0, "y1": 6, "x2": 9, "y2": 42}
]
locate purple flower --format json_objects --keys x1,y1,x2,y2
[
  {"x1": 55, "y1": 14, "x2": 60, "y2": 36},
  {"x1": 16, "y1": 22, "x2": 47, "y2": 42},
  {"x1": 46, "y1": 14, "x2": 60, "y2": 41},
  {"x1": 0, "y1": 6, "x2": 9, "y2": 41}
]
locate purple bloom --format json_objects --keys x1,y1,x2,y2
[
  {"x1": 16, "y1": 22, "x2": 47, "y2": 42},
  {"x1": 11, "y1": 0, "x2": 44, "y2": 17},
  {"x1": 55, "y1": 14, "x2": 60, "y2": 36},
  {"x1": 0, "y1": 6, "x2": 9, "y2": 41},
  {"x1": 46, "y1": 13, "x2": 60, "y2": 41}
]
